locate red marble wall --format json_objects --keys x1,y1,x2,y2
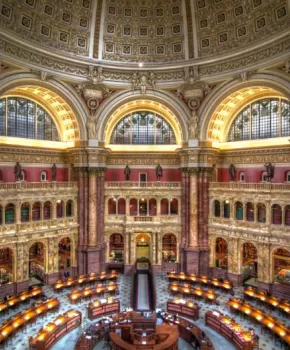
[
  {"x1": 217, "y1": 167, "x2": 290, "y2": 183},
  {"x1": 0, "y1": 166, "x2": 69, "y2": 182},
  {"x1": 105, "y1": 168, "x2": 181, "y2": 182}
]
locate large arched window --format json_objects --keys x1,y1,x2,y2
[
  {"x1": 0, "y1": 97, "x2": 59, "y2": 141},
  {"x1": 110, "y1": 111, "x2": 176, "y2": 145},
  {"x1": 228, "y1": 98, "x2": 290, "y2": 141}
]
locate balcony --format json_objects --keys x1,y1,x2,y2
[
  {"x1": 105, "y1": 215, "x2": 181, "y2": 225},
  {"x1": 209, "y1": 182, "x2": 290, "y2": 193},
  {"x1": 105, "y1": 182, "x2": 181, "y2": 189},
  {"x1": 0, "y1": 181, "x2": 78, "y2": 191}
]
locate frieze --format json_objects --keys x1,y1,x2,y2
[{"x1": 106, "y1": 157, "x2": 180, "y2": 166}]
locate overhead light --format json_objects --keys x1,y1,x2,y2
[{"x1": 138, "y1": 62, "x2": 143, "y2": 67}]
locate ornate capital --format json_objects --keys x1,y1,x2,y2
[{"x1": 88, "y1": 167, "x2": 106, "y2": 175}]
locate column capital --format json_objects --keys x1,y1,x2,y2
[
  {"x1": 180, "y1": 167, "x2": 200, "y2": 174},
  {"x1": 87, "y1": 167, "x2": 106, "y2": 175}
]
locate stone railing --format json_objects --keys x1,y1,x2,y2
[
  {"x1": 105, "y1": 215, "x2": 181, "y2": 224},
  {"x1": 0, "y1": 181, "x2": 78, "y2": 191},
  {"x1": 209, "y1": 182, "x2": 290, "y2": 193},
  {"x1": 105, "y1": 181, "x2": 181, "y2": 189}
]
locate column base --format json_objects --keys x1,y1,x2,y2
[
  {"x1": 86, "y1": 246, "x2": 105, "y2": 273},
  {"x1": 210, "y1": 267, "x2": 228, "y2": 279},
  {"x1": 77, "y1": 246, "x2": 87, "y2": 275},
  {"x1": 183, "y1": 248, "x2": 200, "y2": 274},
  {"x1": 0, "y1": 281, "x2": 30, "y2": 299},
  {"x1": 151, "y1": 265, "x2": 162, "y2": 275},
  {"x1": 199, "y1": 249, "x2": 209, "y2": 276},
  {"x1": 124, "y1": 265, "x2": 134, "y2": 275},
  {"x1": 227, "y1": 272, "x2": 243, "y2": 286},
  {"x1": 266, "y1": 282, "x2": 290, "y2": 300},
  {"x1": 44, "y1": 272, "x2": 59, "y2": 285}
]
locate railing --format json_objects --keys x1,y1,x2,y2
[
  {"x1": 105, "y1": 181, "x2": 181, "y2": 188},
  {"x1": 134, "y1": 216, "x2": 153, "y2": 222},
  {"x1": 209, "y1": 182, "x2": 290, "y2": 191},
  {"x1": 106, "y1": 215, "x2": 181, "y2": 224},
  {"x1": 0, "y1": 181, "x2": 78, "y2": 190}
]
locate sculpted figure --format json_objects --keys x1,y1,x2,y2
[
  {"x1": 14, "y1": 162, "x2": 22, "y2": 181},
  {"x1": 132, "y1": 72, "x2": 139, "y2": 91},
  {"x1": 87, "y1": 115, "x2": 98, "y2": 139},
  {"x1": 140, "y1": 75, "x2": 147, "y2": 94},
  {"x1": 229, "y1": 164, "x2": 236, "y2": 182},
  {"x1": 189, "y1": 111, "x2": 199, "y2": 139},
  {"x1": 264, "y1": 162, "x2": 275, "y2": 182},
  {"x1": 124, "y1": 165, "x2": 131, "y2": 181},
  {"x1": 52, "y1": 163, "x2": 57, "y2": 182},
  {"x1": 156, "y1": 164, "x2": 163, "y2": 181}
]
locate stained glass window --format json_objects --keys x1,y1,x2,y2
[
  {"x1": 0, "y1": 97, "x2": 59, "y2": 141},
  {"x1": 228, "y1": 98, "x2": 290, "y2": 141},
  {"x1": 110, "y1": 111, "x2": 176, "y2": 144}
]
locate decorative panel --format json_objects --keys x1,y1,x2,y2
[{"x1": 100, "y1": 0, "x2": 185, "y2": 62}]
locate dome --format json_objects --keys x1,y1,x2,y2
[{"x1": 0, "y1": 0, "x2": 289, "y2": 70}]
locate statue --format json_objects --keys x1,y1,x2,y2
[
  {"x1": 264, "y1": 162, "x2": 275, "y2": 182},
  {"x1": 189, "y1": 111, "x2": 199, "y2": 139},
  {"x1": 14, "y1": 162, "x2": 22, "y2": 182},
  {"x1": 229, "y1": 164, "x2": 236, "y2": 181},
  {"x1": 156, "y1": 164, "x2": 163, "y2": 181},
  {"x1": 124, "y1": 165, "x2": 131, "y2": 181},
  {"x1": 140, "y1": 74, "x2": 147, "y2": 94},
  {"x1": 52, "y1": 163, "x2": 57, "y2": 182},
  {"x1": 148, "y1": 71, "x2": 156, "y2": 89},
  {"x1": 132, "y1": 72, "x2": 139, "y2": 91},
  {"x1": 87, "y1": 115, "x2": 98, "y2": 139}
]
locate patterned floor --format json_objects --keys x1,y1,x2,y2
[{"x1": 1, "y1": 274, "x2": 288, "y2": 349}]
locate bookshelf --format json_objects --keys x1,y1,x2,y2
[
  {"x1": 162, "y1": 234, "x2": 177, "y2": 262},
  {"x1": 109, "y1": 233, "x2": 124, "y2": 262}
]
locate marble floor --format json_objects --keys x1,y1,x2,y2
[{"x1": 0, "y1": 274, "x2": 289, "y2": 349}]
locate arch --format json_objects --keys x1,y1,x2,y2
[
  {"x1": 241, "y1": 242, "x2": 258, "y2": 282},
  {"x1": 272, "y1": 248, "x2": 290, "y2": 284},
  {"x1": 109, "y1": 233, "x2": 124, "y2": 262},
  {"x1": 0, "y1": 247, "x2": 14, "y2": 284},
  {"x1": 161, "y1": 198, "x2": 169, "y2": 215},
  {"x1": 285, "y1": 170, "x2": 290, "y2": 183},
  {"x1": 257, "y1": 203, "x2": 266, "y2": 223},
  {"x1": 213, "y1": 200, "x2": 220, "y2": 217},
  {"x1": 162, "y1": 233, "x2": 177, "y2": 263},
  {"x1": 43, "y1": 201, "x2": 52, "y2": 220},
  {"x1": 21, "y1": 202, "x2": 30, "y2": 222},
  {"x1": 96, "y1": 90, "x2": 190, "y2": 145},
  {"x1": 108, "y1": 197, "x2": 117, "y2": 215},
  {"x1": 32, "y1": 202, "x2": 41, "y2": 221},
  {"x1": 223, "y1": 200, "x2": 230, "y2": 218},
  {"x1": 215, "y1": 237, "x2": 228, "y2": 270},
  {"x1": 66, "y1": 200, "x2": 73, "y2": 217},
  {"x1": 235, "y1": 201, "x2": 243, "y2": 220},
  {"x1": 0, "y1": 73, "x2": 88, "y2": 142},
  {"x1": 139, "y1": 198, "x2": 147, "y2": 216},
  {"x1": 58, "y1": 237, "x2": 71, "y2": 269},
  {"x1": 40, "y1": 171, "x2": 47, "y2": 182},
  {"x1": 135, "y1": 232, "x2": 151, "y2": 260},
  {"x1": 117, "y1": 198, "x2": 126, "y2": 215},
  {"x1": 284, "y1": 205, "x2": 290, "y2": 226},
  {"x1": 246, "y1": 202, "x2": 254, "y2": 222},
  {"x1": 272, "y1": 204, "x2": 282, "y2": 225},
  {"x1": 29, "y1": 242, "x2": 45, "y2": 282},
  {"x1": 56, "y1": 200, "x2": 64, "y2": 218},
  {"x1": 199, "y1": 74, "x2": 290, "y2": 142},
  {"x1": 239, "y1": 171, "x2": 246, "y2": 182},
  {"x1": 149, "y1": 198, "x2": 157, "y2": 216},
  {"x1": 5, "y1": 203, "x2": 15, "y2": 224},
  {"x1": 170, "y1": 198, "x2": 178, "y2": 215},
  {"x1": 0, "y1": 205, "x2": 2, "y2": 225},
  {"x1": 129, "y1": 198, "x2": 138, "y2": 216}
]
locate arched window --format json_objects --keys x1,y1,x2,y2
[
  {"x1": 32, "y1": 202, "x2": 41, "y2": 221},
  {"x1": 161, "y1": 198, "x2": 169, "y2": 215},
  {"x1": 273, "y1": 248, "x2": 290, "y2": 284},
  {"x1": 246, "y1": 202, "x2": 254, "y2": 222},
  {"x1": 110, "y1": 111, "x2": 176, "y2": 145},
  {"x1": 43, "y1": 201, "x2": 51, "y2": 219},
  {"x1": 130, "y1": 199, "x2": 137, "y2": 216},
  {"x1": 284, "y1": 205, "x2": 290, "y2": 226},
  {"x1": 0, "y1": 248, "x2": 14, "y2": 284},
  {"x1": 109, "y1": 233, "x2": 124, "y2": 262},
  {"x1": 59, "y1": 237, "x2": 71, "y2": 269},
  {"x1": 139, "y1": 198, "x2": 147, "y2": 216},
  {"x1": 0, "y1": 97, "x2": 59, "y2": 141},
  {"x1": 239, "y1": 172, "x2": 246, "y2": 182},
  {"x1": 170, "y1": 198, "x2": 178, "y2": 215},
  {"x1": 40, "y1": 171, "x2": 47, "y2": 182},
  {"x1": 21, "y1": 203, "x2": 30, "y2": 222},
  {"x1": 223, "y1": 200, "x2": 230, "y2": 218},
  {"x1": 286, "y1": 171, "x2": 290, "y2": 183},
  {"x1": 5, "y1": 204, "x2": 14, "y2": 224},
  {"x1": 66, "y1": 200, "x2": 73, "y2": 217},
  {"x1": 149, "y1": 199, "x2": 157, "y2": 216},
  {"x1": 235, "y1": 202, "x2": 243, "y2": 220},
  {"x1": 257, "y1": 203, "x2": 266, "y2": 223},
  {"x1": 117, "y1": 198, "x2": 126, "y2": 215},
  {"x1": 108, "y1": 198, "x2": 117, "y2": 215},
  {"x1": 162, "y1": 234, "x2": 177, "y2": 262},
  {"x1": 56, "y1": 200, "x2": 64, "y2": 218},
  {"x1": 228, "y1": 98, "x2": 290, "y2": 141},
  {"x1": 214, "y1": 200, "x2": 220, "y2": 217},
  {"x1": 0, "y1": 205, "x2": 2, "y2": 225},
  {"x1": 272, "y1": 204, "x2": 282, "y2": 225}
]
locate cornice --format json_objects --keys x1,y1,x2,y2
[{"x1": 0, "y1": 31, "x2": 289, "y2": 84}]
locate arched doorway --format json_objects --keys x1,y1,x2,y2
[
  {"x1": 136, "y1": 233, "x2": 151, "y2": 260},
  {"x1": 215, "y1": 238, "x2": 228, "y2": 270},
  {"x1": 162, "y1": 234, "x2": 177, "y2": 262},
  {"x1": 109, "y1": 233, "x2": 124, "y2": 262},
  {"x1": 242, "y1": 242, "x2": 257, "y2": 283},
  {"x1": 0, "y1": 248, "x2": 14, "y2": 284},
  {"x1": 58, "y1": 237, "x2": 71, "y2": 269},
  {"x1": 273, "y1": 248, "x2": 290, "y2": 284},
  {"x1": 29, "y1": 242, "x2": 45, "y2": 284}
]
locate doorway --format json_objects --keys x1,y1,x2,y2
[
  {"x1": 136, "y1": 233, "x2": 151, "y2": 260},
  {"x1": 139, "y1": 173, "x2": 147, "y2": 187}
]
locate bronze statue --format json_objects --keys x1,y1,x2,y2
[
  {"x1": 52, "y1": 163, "x2": 57, "y2": 181},
  {"x1": 156, "y1": 164, "x2": 163, "y2": 181},
  {"x1": 14, "y1": 162, "x2": 22, "y2": 182},
  {"x1": 124, "y1": 165, "x2": 131, "y2": 181},
  {"x1": 229, "y1": 164, "x2": 236, "y2": 181},
  {"x1": 264, "y1": 162, "x2": 275, "y2": 182}
]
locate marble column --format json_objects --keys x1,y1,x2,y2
[
  {"x1": 88, "y1": 169, "x2": 97, "y2": 246},
  {"x1": 189, "y1": 170, "x2": 199, "y2": 248}
]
